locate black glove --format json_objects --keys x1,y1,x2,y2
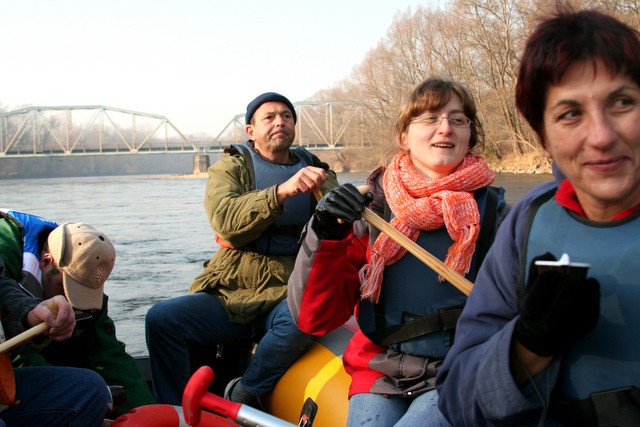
[
  {"x1": 514, "y1": 252, "x2": 600, "y2": 356},
  {"x1": 312, "y1": 183, "x2": 373, "y2": 240}
]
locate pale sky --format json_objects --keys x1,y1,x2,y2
[{"x1": 1, "y1": 0, "x2": 438, "y2": 137}]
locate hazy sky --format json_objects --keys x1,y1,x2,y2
[{"x1": 1, "y1": 0, "x2": 436, "y2": 137}]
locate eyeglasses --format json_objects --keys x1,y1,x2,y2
[{"x1": 411, "y1": 113, "x2": 472, "y2": 128}]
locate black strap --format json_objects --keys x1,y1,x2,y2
[
  {"x1": 230, "y1": 143, "x2": 256, "y2": 189},
  {"x1": 551, "y1": 387, "x2": 640, "y2": 427},
  {"x1": 515, "y1": 187, "x2": 557, "y2": 302},
  {"x1": 367, "y1": 306, "x2": 463, "y2": 346},
  {"x1": 289, "y1": 146, "x2": 317, "y2": 218},
  {"x1": 291, "y1": 146, "x2": 313, "y2": 165},
  {"x1": 474, "y1": 187, "x2": 498, "y2": 269}
]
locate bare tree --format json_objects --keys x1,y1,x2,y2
[{"x1": 308, "y1": 0, "x2": 640, "y2": 172}]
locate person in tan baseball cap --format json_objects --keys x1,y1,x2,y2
[
  {"x1": 47, "y1": 223, "x2": 116, "y2": 311},
  {"x1": 4, "y1": 211, "x2": 157, "y2": 416}
]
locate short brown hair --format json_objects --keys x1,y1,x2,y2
[{"x1": 394, "y1": 77, "x2": 484, "y2": 153}]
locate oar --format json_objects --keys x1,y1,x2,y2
[
  {"x1": 0, "y1": 323, "x2": 50, "y2": 354},
  {"x1": 184, "y1": 365, "x2": 297, "y2": 427},
  {"x1": 314, "y1": 187, "x2": 473, "y2": 296},
  {"x1": 0, "y1": 303, "x2": 58, "y2": 354}
]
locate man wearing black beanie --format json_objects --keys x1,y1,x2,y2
[
  {"x1": 245, "y1": 92, "x2": 298, "y2": 125},
  {"x1": 146, "y1": 91, "x2": 339, "y2": 407}
]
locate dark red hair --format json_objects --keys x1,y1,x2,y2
[{"x1": 516, "y1": 9, "x2": 640, "y2": 144}]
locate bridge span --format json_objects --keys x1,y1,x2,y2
[
  {"x1": 0, "y1": 104, "x2": 373, "y2": 178},
  {"x1": 0, "y1": 103, "x2": 374, "y2": 158}
]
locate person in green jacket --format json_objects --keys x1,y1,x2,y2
[
  {"x1": 146, "y1": 92, "x2": 340, "y2": 406},
  {"x1": 2, "y1": 211, "x2": 156, "y2": 417}
]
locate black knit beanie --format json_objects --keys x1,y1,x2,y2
[{"x1": 245, "y1": 92, "x2": 297, "y2": 124}]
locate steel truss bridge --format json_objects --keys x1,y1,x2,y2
[{"x1": 0, "y1": 103, "x2": 374, "y2": 158}]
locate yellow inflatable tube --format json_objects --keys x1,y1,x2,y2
[{"x1": 261, "y1": 324, "x2": 354, "y2": 427}]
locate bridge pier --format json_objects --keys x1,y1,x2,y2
[{"x1": 193, "y1": 153, "x2": 210, "y2": 174}]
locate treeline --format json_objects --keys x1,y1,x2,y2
[{"x1": 310, "y1": 0, "x2": 640, "y2": 172}]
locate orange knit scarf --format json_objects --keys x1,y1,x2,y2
[{"x1": 359, "y1": 152, "x2": 496, "y2": 302}]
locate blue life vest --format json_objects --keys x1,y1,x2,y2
[
  {"x1": 0, "y1": 210, "x2": 57, "y2": 296},
  {"x1": 231, "y1": 142, "x2": 315, "y2": 256},
  {"x1": 521, "y1": 189, "x2": 640, "y2": 401},
  {"x1": 358, "y1": 187, "x2": 499, "y2": 359}
]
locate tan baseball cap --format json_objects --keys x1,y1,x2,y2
[{"x1": 48, "y1": 223, "x2": 116, "y2": 310}]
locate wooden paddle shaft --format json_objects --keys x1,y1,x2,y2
[
  {"x1": 360, "y1": 206, "x2": 473, "y2": 295},
  {"x1": 0, "y1": 302, "x2": 58, "y2": 354},
  {"x1": 314, "y1": 186, "x2": 473, "y2": 296},
  {"x1": 0, "y1": 322, "x2": 50, "y2": 354}
]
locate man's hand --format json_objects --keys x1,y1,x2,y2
[
  {"x1": 26, "y1": 295, "x2": 76, "y2": 341},
  {"x1": 276, "y1": 166, "x2": 328, "y2": 206}
]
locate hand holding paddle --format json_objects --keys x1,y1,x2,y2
[
  {"x1": 0, "y1": 296, "x2": 75, "y2": 354},
  {"x1": 313, "y1": 184, "x2": 372, "y2": 240},
  {"x1": 314, "y1": 185, "x2": 473, "y2": 296},
  {"x1": 0, "y1": 322, "x2": 51, "y2": 354}
]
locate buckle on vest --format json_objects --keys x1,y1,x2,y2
[
  {"x1": 552, "y1": 386, "x2": 640, "y2": 426},
  {"x1": 590, "y1": 386, "x2": 640, "y2": 427},
  {"x1": 438, "y1": 306, "x2": 463, "y2": 332}
]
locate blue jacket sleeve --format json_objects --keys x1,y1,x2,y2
[{"x1": 436, "y1": 181, "x2": 562, "y2": 426}]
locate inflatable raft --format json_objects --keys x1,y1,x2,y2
[
  {"x1": 112, "y1": 321, "x2": 355, "y2": 426},
  {"x1": 262, "y1": 323, "x2": 354, "y2": 426}
]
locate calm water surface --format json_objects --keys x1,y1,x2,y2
[{"x1": 0, "y1": 171, "x2": 552, "y2": 356}]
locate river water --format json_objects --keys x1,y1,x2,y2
[{"x1": 0, "y1": 171, "x2": 553, "y2": 356}]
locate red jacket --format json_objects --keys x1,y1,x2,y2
[{"x1": 287, "y1": 171, "x2": 446, "y2": 398}]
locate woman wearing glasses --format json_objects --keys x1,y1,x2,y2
[{"x1": 287, "y1": 77, "x2": 510, "y2": 426}]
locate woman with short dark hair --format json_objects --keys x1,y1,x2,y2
[{"x1": 437, "y1": 8, "x2": 640, "y2": 426}]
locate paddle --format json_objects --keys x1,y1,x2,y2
[
  {"x1": 0, "y1": 322, "x2": 51, "y2": 354},
  {"x1": 184, "y1": 365, "x2": 297, "y2": 427},
  {"x1": 0, "y1": 302, "x2": 68, "y2": 405},
  {"x1": 0, "y1": 302, "x2": 58, "y2": 354},
  {"x1": 314, "y1": 187, "x2": 473, "y2": 296}
]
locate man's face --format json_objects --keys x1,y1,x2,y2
[
  {"x1": 245, "y1": 101, "x2": 296, "y2": 161},
  {"x1": 40, "y1": 254, "x2": 64, "y2": 300}
]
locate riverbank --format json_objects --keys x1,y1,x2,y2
[
  {"x1": 176, "y1": 149, "x2": 552, "y2": 178},
  {"x1": 167, "y1": 172, "x2": 208, "y2": 179},
  {"x1": 166, "y1": 164, "x2": 552, "y2": 181}
]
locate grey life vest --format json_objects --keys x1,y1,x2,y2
[
  {"x1": 519, "y1": 188, "x2": 640, "y2": 426},
  {"x1": 358, "y1": 187, "x2": 499, "y2": 359},
  {"x1": 230, "y1": 142, "x2": 315, "y2": 256}
]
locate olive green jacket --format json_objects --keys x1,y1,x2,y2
[{"x1": 188, "y1": 146, "x2": 338, "y2": 323}]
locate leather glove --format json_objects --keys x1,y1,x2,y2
[
  {"x1": 312, "y1": 183, "x2": 373, "y2": 240},
  {"x1": 514, "y1": 252, "x2": 600, "y2": 356}
]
